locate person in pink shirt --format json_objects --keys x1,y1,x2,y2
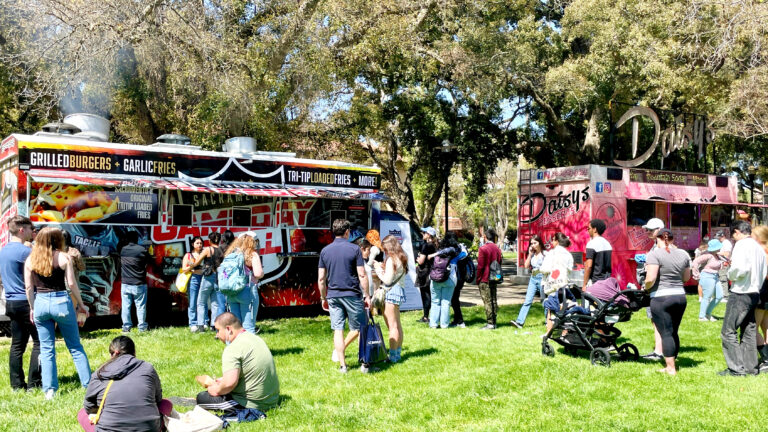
[{"x1": 692, "y1": 239, "x2": 724, "y2": 322}]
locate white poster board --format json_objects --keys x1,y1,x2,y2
[{"x1": 379, "y1": 220, "x2": 422, "y2": 311}]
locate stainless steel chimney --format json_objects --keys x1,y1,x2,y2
[
  {"x1": 224, "y1": 137, "x2": 258, "y2": 153},
  {"x1": 63, "y1": 113, "x2": 110, "y2": 142}
]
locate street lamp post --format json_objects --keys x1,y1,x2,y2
[
  {"x1": 441, "y1": 139, "x2": 457, "y2": 235},
  {"x1": 748, "y1": 165, "x2": 757, "y2": 204}
]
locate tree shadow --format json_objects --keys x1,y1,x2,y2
[{"x1": 271, "y1": 347, "x2": 304, "y2": 357}]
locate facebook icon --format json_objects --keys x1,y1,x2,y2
[
  {"x1": 595, "y1": 182, "x2": 604, "y2": 193},
  {"x1": 536, "y1": 171, "x2": 544, "y2": 180}
]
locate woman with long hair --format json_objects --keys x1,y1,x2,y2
[
  {"x1": 187, "y1": 232, "x2": 225, "y2": 331},
  {"x1": 751, "y1": 225, "x2": 768, "y2": 366},
  {"x1": 223, "y1": 233, "x2": 264, "y2": 333},
  {"x1": 24, "y1": 227, "x2": 91, "y2": 399},
  {"x1": 182, "y1": 236, "x2": 205, "y2": 332},
  {"x1": 373, "y1": 235, "x2": 409, "y2": 362},
  {"x1": 78, "y1": 336, "x2": 172, "y2": 432},
  {"x1": 416, "y1": 228, "x2": 438, "y2": 322},
  {"x1": 513, "y1": 234, "x2": 546, "y2": 328},
  {"x1": 644, "y1": 228, "x2": 691, "y2": 376},
  {"x1": 691, "y1": 239, "x2": 724, "y2": 321}
]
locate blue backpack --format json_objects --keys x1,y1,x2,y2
[{"x1": 218, "y1": 250, "x2": 249, "y2": 296}]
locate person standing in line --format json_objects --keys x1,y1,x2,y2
[
  {"x1": 24, "y1": 227, "x2": 91, "y2": 399},
  {"x1": 719, "y1": 221, "x2": 767, "y2": 376},
  {"x1": 182, "y1": 236, "x2": 206, "y2": 332},
  {"x1": 716, "y1": 230, "x2": 733, "y2": 302},
  {"x1": 512, "y1": 234, "x2": 546, "y2": 328},
  {"x1": 222, "y1": 234, "x2": 263, "y2": 334},
  {"x1": 583, "y1": 218, "x2": 613, "y2": 288},
  {"x1": 638, "y1": 218, "x2": 666, "y2": 361},
  {"x1": 119, "y1": 231, "x2": 151, "y2": 333},
  {"x1": 317, "y1": 219, "x2": 370, "y2": 373},
  {"x1": 415, "y1": 227, "x2": 437, "y2": 323},
  {"x1": 188, "y1": 231, "x2": 226, "y2": 331},
  {"x1": 426, "y1": 234, "x2": 460, "y2": 329},
  {"x1": 750, "y1": 225, "x2": 768, "y2": 370},
  {"x1": 476, "y1": 228, "x2": 502, "y2": 330},
  {"x1": 692, "y1": 239, "x2": 724, "y2": 322},
  {"x1": 644, "y1": 229, "x2": 691, "y2": 376},
  {"x1": 373, "y1": 235, "x2": 408, "y2": 363},
  {"x1": 0, "y1": 215, "x2": 41, "y2": 391},
  {"x1": 448, "y1": 233, "x2": 469, "y2": 328}
]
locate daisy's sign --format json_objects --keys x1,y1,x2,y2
[{"x1": 613, "y1": 106, "x2": 715, "y2": 168}]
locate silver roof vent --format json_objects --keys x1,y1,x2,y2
[
  {"x1": 40, "y1": 122, "x2": 81, "y2": 135},
  {"x1": 148, "y1": 134, "x2": 200, "y2": 150},
  {"x1": 224, "y1": 137, "x2": 258, "y2": 153},
  {"x1": 64, "y1": 113, "x2": 110, "y2": 142}
]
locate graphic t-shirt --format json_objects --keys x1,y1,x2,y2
[{"x1": 585, "y1": 236, "x2": 613, "y2": 282}]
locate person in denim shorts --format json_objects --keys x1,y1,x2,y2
[{"x1": 318, "y1": 219, "x2": 370, "y2": 373}]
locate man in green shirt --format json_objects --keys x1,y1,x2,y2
[{"x1": 196, "y1": 312, "x2": 280, "y2": 414}]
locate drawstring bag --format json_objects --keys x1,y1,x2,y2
[{"x1": 165, "y1": 406, "x2": 223, "y2": 432}]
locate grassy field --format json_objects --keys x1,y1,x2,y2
[{"x1": 2, "y1": 298, "x2": 768, "y2": 431}]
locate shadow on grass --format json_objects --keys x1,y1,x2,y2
[
  {"x1": 679, "y1": 346, "x2": 706, "y2": 353},
  {"x1": 400, "y1": 347, "x2": 438, "y2": 363},
  {"x1": 271, "y1": 347, "x2": 304, "y2": 356},
  {"x1": 676, "y1": 356, "x2": 705, "y2": 369},
  {"x1": 58, "y1": 372, "x2": 85, "y2": 387},
  {"x1": 79, "y1": 329, "x2": 121, "y2": 340}
]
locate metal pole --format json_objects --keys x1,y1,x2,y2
[{"x1": 444, "y1": 165, "x2": 449, "y2": 234}]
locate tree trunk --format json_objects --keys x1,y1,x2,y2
[
  {"x1": 420, "y1": 175, "x2": 446, "y2": 228},
  {"x1": 582, "y1": 106, "x2": 602, "y2": 161}
]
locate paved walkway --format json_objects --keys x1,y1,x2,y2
[{"x1": 460, "y1": 258, "x2": 529, "y2": 307}]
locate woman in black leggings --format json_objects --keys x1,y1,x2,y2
[{"x1": 644, "y1": 228, "x2": 692, "y2": 375}]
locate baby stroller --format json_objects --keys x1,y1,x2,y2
[{"x1": 541, "y1": 283, "x2": 649, "y2": 367}]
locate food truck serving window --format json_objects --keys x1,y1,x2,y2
[
  {"x1": 671, "y1": 204, "x2": 699, "y2": 227},
  {"x1": 627, "y1": 200, "x2": 656, "y2": 226},
  {"x1": 172, "y1": 204, "x2": 193, "y2": 226},
  {"x1": 232, "y1": 207, "x2": 251, "y2": 227}
]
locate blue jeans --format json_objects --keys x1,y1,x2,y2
[
  {"x1": 699, "y1": 272, "x2": 723, "y2": 318},
  {"x1": 429, "y1": 279, "x2": 455, "y2": 328},
  {"x1": 34, "y1": 291, "x2": 91, "y2": 392},
  {"x1": 187, "y1": 274, "x2": 202, "y2": 328},
  {"x1": 212, "y1": 289, "x2": 228, "y2": 322},
  {"x1": 121, "y1": 283, "x2": 148, "y2": 331},
  {"x1": 516, "y1": 274, "x2": 544, "y2": 325},
  {"x1": 197, "y1": 274, "x2": 218, "y2": 327},
  {"x1": 227, "y1": 286, "x2": 257, "y2": 333}
]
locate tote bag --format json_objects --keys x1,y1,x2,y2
[
  {"x1": 358, "y1": 311, "x2": 388, "y2": 365},
  {"x1": 165, "y1": 406, "x2": 223, "y2": 432},
  {"x1": 175, "y1": 271, "x2": 192, "y2": 294}
]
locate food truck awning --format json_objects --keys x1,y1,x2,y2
[
  {"x1": 28, "y1": 170, "x2": 388, "y2": 200},
  {"x1": 624, "y1": 182, "x2": 740, "y2": 205}
]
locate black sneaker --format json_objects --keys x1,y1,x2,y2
[
  {"x1": 718, "y1": 368, "x2": 745, "y2": 377},
  {"x1": 641, "y1": 352, "x2": 663, "y2": 361}
]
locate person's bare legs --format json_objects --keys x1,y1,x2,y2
[
  {"x1": 384, "y1": 303, "x2": 402, "y2": 349},
  {"x1": 660, "y1": 357, "x2": 677, "y2": 375},
  {"x1": 344, "y1": 330, "x2": 359, "y2": 350},
  {"x1": 755, "y1": 309, "x2": 767, "y2": 346},
  {"x1": 653, "y1": 323, "x2": 663, "y2": 355},
  {"x1": 334, "y1": 330, "x2": 347, "y2": 368}
]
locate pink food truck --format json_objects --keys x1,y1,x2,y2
[{"x1": 517, "y1": 165, "x2": 766, "y2": 287}]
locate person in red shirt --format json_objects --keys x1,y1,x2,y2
[{"x1": 477, "y1": 228, "x2": 503, "y2": 329}]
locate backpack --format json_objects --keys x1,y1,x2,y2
[
  {"x1": 217, "y1": 249, "x2": 249, "y2": 296},
  {"x1": 489, "y1": 260, "x2": 503, "y2": 282},
  {"x1": 429, "y1": 254, "x2": 451, "y2": 282},
  {"x1": 464, "y1": 257, "x2": 476, "y2": 284}
]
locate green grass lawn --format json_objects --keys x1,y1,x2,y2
[{"x1": 2, "y1": 298, "x2": 767, "y2": 431}]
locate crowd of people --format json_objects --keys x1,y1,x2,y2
[
  {"x1": 0, "y1": 215, "x2": 280, "y2": 431},
  {"x1": 525, "y1": 217, "x2": 768, "y2": 376},
  {"x1": 5, "y1": 210, "x2": 768, "y2": 429}
]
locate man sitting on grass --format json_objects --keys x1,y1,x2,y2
[{"x1": 196, "y1": 312, "x2": 280, "y2": 416}]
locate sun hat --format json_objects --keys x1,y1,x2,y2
[
  {"x1": 707, "y1": 239, "x2": 723, "y2": 252},
  {"x1": 642, "y1": 218, "x2": 665, "y2": 230}
]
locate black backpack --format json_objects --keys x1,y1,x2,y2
[{"x1": 463, "y1": 257, "x2": 476, "y2": 284}]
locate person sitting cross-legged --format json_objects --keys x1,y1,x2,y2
[{"x1": 196, "y1": 312, "x2": 280, "y2": 416}]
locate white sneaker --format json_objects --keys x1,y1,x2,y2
[
  {"x1": 708, "y1": 316, "x2": 718, "y2": 322},
  {"x1": 698, "y1": 297, "x2": 702, "y2": 303},
  {"x1": 44, "y1": 389, "x2": 55, "y2": 400},
  {"x1": 331, "y1": 350, "x2": 339, "y2": 362}
]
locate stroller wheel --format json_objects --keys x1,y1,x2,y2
[
  {"x1": 617, "y1": 343, "x2": 639, "y2": 361},
  {"x1": 542, "y1": 342, "x2": 555, "y2": 357},
  {"x1": 590, "y1": 347, "x2": 611, "y2": 367}
]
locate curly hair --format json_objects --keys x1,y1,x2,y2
[
  {"x1": 365, "y1": 229, "x2": 382, "y2": 249},
  {"x1": 224, "y1": 233, "x2": 260, "y2": 267},
  {"x1": 381, "y1": 235, "x2": 408, "y2": 269},
  {"x1": 28, "y1": 227, "x2": 65, "y2": 277}
]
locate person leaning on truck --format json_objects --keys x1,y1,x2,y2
[{"x1": 0, "y1": 215, "x2": 41, "y2": 391}]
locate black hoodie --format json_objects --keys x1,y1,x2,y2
[{"x1": 83, "y1": 355, "x2": 163, "y2": 432}]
